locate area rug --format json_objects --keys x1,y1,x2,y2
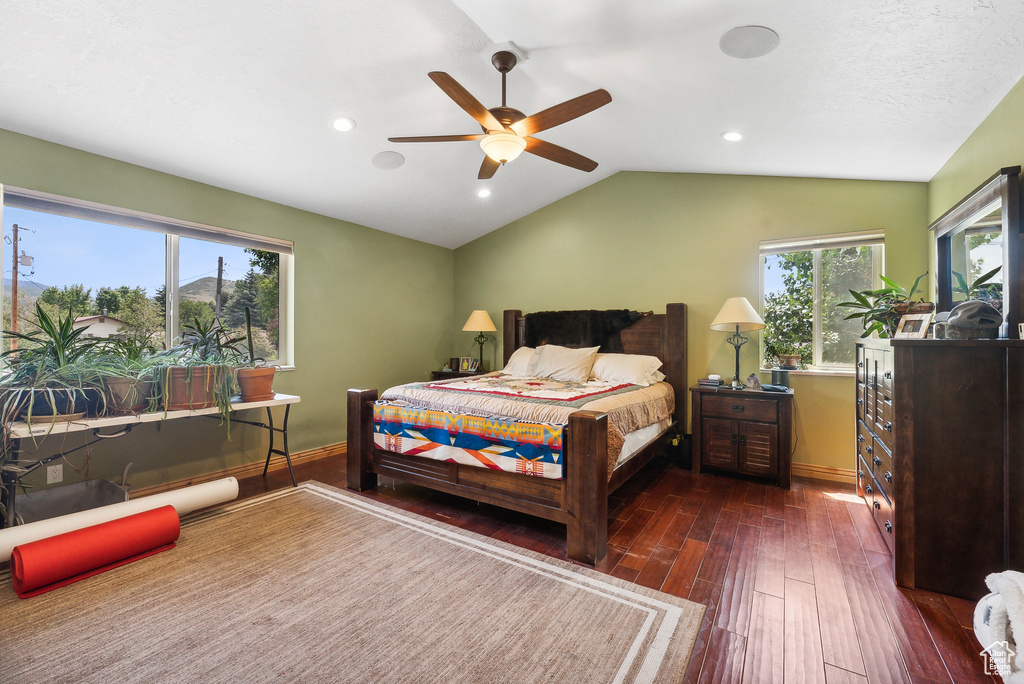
[{"x1": 0, "y1": 482, "x2": 704, "y2": 683}]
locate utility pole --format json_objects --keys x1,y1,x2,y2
[
  {"x1": 214, "y1": 256, "x2": 224, "y2": 321},
  {"x1": 10, "y1": 224, "x2": 19, "y2": 351}
]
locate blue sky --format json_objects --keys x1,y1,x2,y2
[{"x1": 4, "y1": 207, "x2": 253, "y2": 296}]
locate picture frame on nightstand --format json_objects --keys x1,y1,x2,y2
[{"x1": 460, "y1": 357, "x2": 472, "y2": 371}]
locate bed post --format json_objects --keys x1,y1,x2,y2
[
  {"x1": 665, "y1": 303, "x2": 688, "y2": 424},
  {"x1": 503, "y1": 310, "x2": 522, "y2": 367},
  {"x1": 346, "y1": 388, "x2": 378, "y2": 491},
  {"x1": 565, "y1": 410, "x2": 608, "y2": 565}
]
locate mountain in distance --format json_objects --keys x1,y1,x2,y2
[
  {"x1": 179, "y1": 276, "x2": 235, "y2": 303},
  {"x1": 3, "y1": 278, "x2": 47, "y2": 298}
]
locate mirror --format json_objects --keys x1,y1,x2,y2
[{"x1": 931, "y1": 166, "x2": 1022, "y2": 338}]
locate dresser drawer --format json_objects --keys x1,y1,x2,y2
[
  {"x1": 702, "y1": 395, "x2": 778, "y2": 423},
  {"x1": 870, "y1": 481, "x2": 895, "y2": 554},
  {"x1": 871, "y1": 437, "x2": 893, "y2": 497},
  {"x1": 856, "y1": 383, "x2": 866, "y2": 422}
]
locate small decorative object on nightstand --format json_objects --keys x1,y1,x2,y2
[
  {"x1": 431, "y1": 369, "x2": 486, "y2": 381},
  {"x1": 690, "y1": 384, "x2": 794, "y2": 489},
  {"x1": 710, "y1": 297, "x2": 766, "y2": 389}
]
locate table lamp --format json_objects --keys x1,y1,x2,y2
[
  {"x1": 710, "y1": 297, "x2": 765, "y2": 389},
  {"x1": 462, "y1": 310, "x2": 497, "y2": 370}
]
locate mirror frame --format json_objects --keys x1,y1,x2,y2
[{"x1": 930, "y1": 166, "x2": 1022, "y2": 337}]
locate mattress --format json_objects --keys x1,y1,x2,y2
[{"x1": 373, "y1": 372, "x2": 674, "y2": 480}]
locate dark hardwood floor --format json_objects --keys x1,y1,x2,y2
[{"x1": 241, "y1": 455, "x2": 999, "y2": 684}]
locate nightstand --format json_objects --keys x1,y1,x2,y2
[
  {"x1": 430, "y1": 370, "x2": 486, "y2": 380},
  {"x1": 690, "y1": 385, "x2": 794, "y2": 489}
]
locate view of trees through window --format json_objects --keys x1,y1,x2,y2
[
  {"x1": 2, "y1": 207, "x2": 280, "y2": 361},
  {"x1": 762, "y1": 245, "x2": 877, "y2": 368}
]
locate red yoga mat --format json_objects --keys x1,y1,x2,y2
[{"x1": 10, "y1": 505, "x2": 180, "y2": 599}]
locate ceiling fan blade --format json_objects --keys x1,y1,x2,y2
[
  {"x1": 428, "y1": 72, "x2": 505, "y2": 132},
  {"x1": 524, "y1": 137, "x2": 599, "y2": 172},
  {"x1": 511, "y1": 89, "x2": 612, "y2": 137},
  {"x1": 478, "y1": 156, "x2": 500, "y2": 180},
  {"x1": 388, "y1": 134, "x2": 485, "y2": 143}
]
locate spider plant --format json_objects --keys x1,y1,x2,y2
[
  {"x1": 0, "y1": 304, "x2": 107, "y2": 425},
  {"x1": 93, "y1": 334, "x2": 162, "y2": 414},
  {"x1": 838, "y1": 273, "x2": 930, "y2": 338}
]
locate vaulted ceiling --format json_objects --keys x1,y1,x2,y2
[{"x1": 2, "y1": 1, "x2": 1024, "y2": 248}]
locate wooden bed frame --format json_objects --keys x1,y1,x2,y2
[{"x1": 347, "y1": 303, "x2": 687, "y2": 565}]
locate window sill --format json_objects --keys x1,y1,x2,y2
[{"x1": 758, "y1": 367, "x2": 854, "y2": 378}]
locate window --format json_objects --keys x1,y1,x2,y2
[
  {"x1": 760, "y1": 232, "x2": 884, "y2": 370},
  {"x1": 0, "y1": 185, "x2": 294, "y2": 366}
]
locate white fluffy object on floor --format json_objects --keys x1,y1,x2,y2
[{"x1": 978, "y1": 571, "x2": 1024, "y2": 682}]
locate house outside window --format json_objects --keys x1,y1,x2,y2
[
  {"x1": 0, "y1": 185, "x2": 294, "y2": 367},
  {"x1": 760, "y1": 231, "x2": 884, "y2": 371}
]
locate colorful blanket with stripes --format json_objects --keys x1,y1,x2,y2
[{"x1": 373, "y1": 373, "x2": 675, "y2": 480}]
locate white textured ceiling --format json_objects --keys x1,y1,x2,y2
[{"x1": 2, "y1": 1, "x2": 1024, "y2": 248}]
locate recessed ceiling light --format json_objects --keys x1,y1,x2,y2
[
  {"x1": 721, "y1": 131, "x2": 743, "y2": 142},
  {"x1": 719, "y1": 26, "x2": 780, "y2": 59},
  {"x1": 331, "y1": 116, "x2": 356, "y2": 132},
  {"x1": 478, "y1": 188, "x2": 491, "y2": 198},
  {"x1": 372, "y1": 151, "x2": 405, "y2": 170}
]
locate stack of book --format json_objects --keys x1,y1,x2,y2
[{"x1": 698, "y1": 377, "x2": 723, "y2": 387}]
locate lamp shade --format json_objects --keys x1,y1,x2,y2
[
  {"x1": 462, "y1": 310, "x2": 497, "y2": 332},
  {"x1": 710, "y1": 297, "x2": 765, "y2": 332},
  {"x1": 479, "y1": 132, "x2": 527, "y2": 164}
]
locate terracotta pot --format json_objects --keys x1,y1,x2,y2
[
  {"x1": 237, "y1": 366, "x2": 276, "y2": 402},
  {"x1": 778, "y1": 354, "x2": 801, "y2": 369},
  {"x1": 166, "y1": 366, "x2": 223, "y2": 410},
  {"x1": 894, "y1": 302, "x2": 935, "y2": 314},
  {"x1": 105, "y1": 376, "x2": 155, "y2": 414}
]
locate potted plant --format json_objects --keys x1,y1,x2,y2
[
  {"x1": 0, "y1": 304, "x2": 107, "y2": 424},
  {"x1": 153, "y1": 317, "x2": 241, "y2": 414},
  {"x1": 953, "y1": 266, "x2": 1002, "y2": 306},
  {"x1": 235, "y1": 308, "x2": 276, "y2": 402},
  {"x1": 838, "y1": 273, "x2": 931, "y2": 338},
  {"x1": 764, "y1": 339, "x2": 807, "y2": 369},
  {"x1": 95, "y1": 334, "x2": 160, "y2": 415}
]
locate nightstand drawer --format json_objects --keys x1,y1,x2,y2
[{"x1": 702, "y1": 395, "x2": 778, "y2": 423}]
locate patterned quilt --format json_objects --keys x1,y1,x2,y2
[{"x1": 373, "y1": 373, "x2": 674, "y2": 480}]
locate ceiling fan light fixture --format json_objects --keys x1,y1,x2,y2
[{"x1": 480, "y1": 132, "x2": 527, "y2": 164}]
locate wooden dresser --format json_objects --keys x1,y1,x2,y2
[{"x1": 856, "y1": 338, "x2": 1024, "y2": 600}]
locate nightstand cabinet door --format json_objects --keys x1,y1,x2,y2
[
  {"x1": 739, "y1": 421, "x2": 777, "y2": 477},
  {"x1": 702, "y1": 418, "x2": 738, "y2": 470}
]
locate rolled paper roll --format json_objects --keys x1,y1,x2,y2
[
  {"x1": 11, "y1": 505, "x2": 180, "y2": 598},
  {"x1": 0, "y1": 477, "x2": 238, "y2": 560}
]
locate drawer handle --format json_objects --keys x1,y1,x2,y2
[
  {"x1": 865, "y1": 484, "x2": 873, "y2": 494},
  {"x1": 874, "y1": 501, "x2": 881, "y2": 510},
  {"x1": 865, "y1": 445, "x2": 873, "y2": 454},
  {"x1": 885, "y1": 471, "x2": 892, "y2": 483},
  {"x1": 884, "y1": 371, "x2": 892, "y2": 379},
  {"x1": 857, "y1": 362, "x2": 864, "y2": 368},
  {"x1": 857, "y1": 434, "x2": 865, "y2": 443},
  {"x1": 858, "y1": 470, "x2": 864, "y2": 478},
  {"x1": 732, "y1": 434, "x2": 737, "y2": 445},
  {"x1": 731, "y1": 405, "x2": 745, "y2": 412},
  {"x1": 884, "y1": 422, "x2": 892, "y2": 432},
  {"x1": 857, "y1": 398, "x2": 864, "y2": 406},
  {"x1": 884, "y1": 520, "x2": 893, "y2": 534},
  {"x1": 873, "y1": 456, "x2": 881, "y2": 467},
  {"x1": 739, "y1": 435, "x2": 746, "y2": 446}
]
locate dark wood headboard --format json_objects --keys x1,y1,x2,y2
[{"x1": 502, "y1": 304, "x2": 688, "y2": 423}]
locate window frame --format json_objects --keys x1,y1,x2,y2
[
  {"x1": 759, "y1": 231, "x2": 884, "y2": 372},
  {"x1": 0, "y1": 184, "x2": 295, "y2": 368}
]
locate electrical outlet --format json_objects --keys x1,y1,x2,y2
[{"x1": 46, "y1": 464, "x2": 63, "y2": 484}]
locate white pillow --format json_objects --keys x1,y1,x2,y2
[
  {"x1": 530, "y1": 345, "x2": 600, "y2": 382},
  {"x1": 502, "y1": 346, "x2": 536, "y2": 375},
  {"x1": 590, "y1": 353, "x2": 664, "y2": 386}
]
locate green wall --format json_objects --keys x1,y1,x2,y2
[
  {"x1": 453, "y1": 172, "x2": 929, "y2": 473},
  {"x1": 930, "y1": 76, "x2": 1024, "y2": 221},
  {"x1": 0, "y1": 128, "x2": 454, "y2": 490}
]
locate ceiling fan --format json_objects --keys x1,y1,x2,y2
[{"x1": 388, "y1": 51, "x2": 612, "y2": 180}]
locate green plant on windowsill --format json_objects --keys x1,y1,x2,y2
[
  {"x1": 838, "y1": 273, "x2": 931, "y2": 338},
  {"x1": 150, "y1": 317, "x2": 243, "y2": 422},
  {"x1": 764, "y1": 339, "x2": 810, "y2": 369},
  {"x1": 93, "y1": 333, "x2": 162, "y2": 415},
  {"x1": 0, "y1": 303, "x2": 107, "y2": 427}
]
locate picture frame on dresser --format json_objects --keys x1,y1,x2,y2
[{"x1": 894, "y1": 313, "x2": 930, "y2": 339}]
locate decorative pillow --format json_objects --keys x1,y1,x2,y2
[
  {"x1": 502, "y1": 346, "x2": 537, "y2": 375},
  {"x1": 530, "y1": 345, "x2": 600, "y2": 383},
  {"x1": 590, "y1": 353, "x2": 664, "y2": 386}
]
